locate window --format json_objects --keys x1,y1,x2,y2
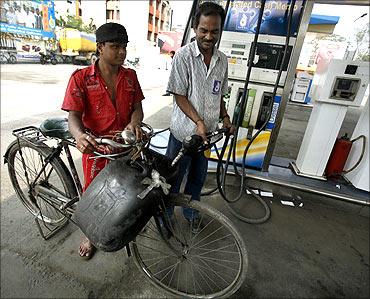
[{"x1": 106, "y1": 10, "x2": 114, "y2": 19}]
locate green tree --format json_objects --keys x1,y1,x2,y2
[
  {"x1": 354, "y1": 22, "x2": 370, "y2": 61},
  {"x1": 55, "y1": 14, "x2": 96, "y2": 34}
]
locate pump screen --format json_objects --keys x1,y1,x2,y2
[
  {"x1": 231, "y1": 50, "x2": 245, "y2": 56},
  {"x1": 232, "y1": 44, "x2": 246, "y2": 49},
  {"x1": 337, "y1": 79, "x2": 352, "y2": 91},
  {"x1": 330, "y1": 77, "x2": 360, "y2": 101},
  {"x1": 344, "y1": 64, "x2": 358, "y2": 75}
]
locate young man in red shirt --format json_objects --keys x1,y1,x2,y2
[{"x1": 62, "y1": 23, "x2": 144, "y2": 259}]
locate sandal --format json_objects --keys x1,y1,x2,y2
[{"x1": 78, "y1": 237, "x2": 96, "y2": 260}]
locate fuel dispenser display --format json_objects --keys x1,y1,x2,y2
[{"x1": 221, "y1": 34, "x2": 295, "y2": 85}]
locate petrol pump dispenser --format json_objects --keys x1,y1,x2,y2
[
  {"x1": 210, "y1": 0, "x2": 304, "y2": 169},
  {"x1": 292, "y1": 59, "x2": 369, "y2": 180}
]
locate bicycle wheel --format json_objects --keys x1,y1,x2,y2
[
  {"x1": 6, "y1": 140, "x2": 78, "y2": 225},
  {"x1": 131, "y1": 195, "x2": 248, "y2": 298}
]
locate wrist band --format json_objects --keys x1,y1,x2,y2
[{"x1": 195, "y1": 119, "x2": 203, "y2": 125}]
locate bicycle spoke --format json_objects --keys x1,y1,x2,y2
[
  {"x1": 194, "y1": 256, "x2": 240, "y2": 277},
  {"x1": 8, "y1": 142, "x2": 75, "y2": 225},
  {"x1": 142, "y1": 254, "x2": 174, "y2": 265},
  {"x1": 135, "y1": 242, "x2": 178, "y2": 258},
  {"x1": 190, "y1": 259, "x2": 218, "y2": 292},
  {"x1": 196, "y1": 242, "x2": 239, "y2": 257},
  {"x1": 193, "y1": 254, "x2": 240, "y2": 266},
  {"x1": 154, "y1": 260, "x2": 179, "y2": 279},
  {"x1": 145, "y1": 255, "x2": 176, "y2": 270},
  {"x1": 193, "y1": 233, "x2": 235, "y2": 250},
  {"x1": 167, "y1": 260, "x2": 179, "y2": 288},
  {"x1": 191, "y1": 255, "x2": 231, "y2": 286},
  {"x1": 187, "y1": 214, "x2": 213, "y2": 248},
  {"x1": 190, "y1": 221, "x2": 224, "y2": 249},
  {"x1": 137, "y1": 232, "x2": 164, "y2": 243}
]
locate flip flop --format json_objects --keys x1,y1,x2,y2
[{"x1": 78, "y1": 237, "x2": 96, "y2": 260}]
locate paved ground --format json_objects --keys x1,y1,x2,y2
[{"x1": 1, "y1": 64, "x2": 369, "y2": 298}]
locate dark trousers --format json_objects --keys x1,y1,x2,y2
[{"x1": 165, "y1": 133, "x2": 208, "y2": 219}]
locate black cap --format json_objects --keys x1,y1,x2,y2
[{"x1": 96, "y1": 23, "x2": 129, "y2": 44}]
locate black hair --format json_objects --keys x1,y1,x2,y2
[
  {"x1": 95, "y1": 42, "x2": 105, "y2": 57},
  {"x1": 192, "y1": 2, "x2": 226, "y2": 29}
]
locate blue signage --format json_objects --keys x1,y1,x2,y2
[
  {"x1": 224, "y1": 0, "x2": 304, "y2": 37},
  {"x1": 0, "y1": 0, "x2": 55, "y2": 38}
]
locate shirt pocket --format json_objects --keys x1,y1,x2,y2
[{"x1": 86, "y1": 90, "x2": 107, "y2": 114}]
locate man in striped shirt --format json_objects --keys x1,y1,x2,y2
[{"x1": 165, "y1": 2, "x2": 233, "y2": 228}]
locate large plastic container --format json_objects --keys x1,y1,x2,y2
[{"x1": 73, "y1": 149, "x2": 177, "y2": 252}]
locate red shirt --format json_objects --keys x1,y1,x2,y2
[{"x1": 62, "y1": 62, "x2": 144, "y2": 136}]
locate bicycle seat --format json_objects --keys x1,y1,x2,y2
[{"x1": 39, "y1": 118, "x2": 72, "y2": 139}]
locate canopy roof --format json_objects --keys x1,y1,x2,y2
[{"x1": 310, "y1": 14, "x2": 340, "y2": 25}]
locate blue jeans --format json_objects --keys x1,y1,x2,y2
[{"x1": 165, "y1": 133, "x2": 208, "y2": 220}]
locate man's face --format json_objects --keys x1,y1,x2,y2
[
  {"x1": 98, "y1": 41, "x2": 127, "y2": 66},
  {"x1": 194, "y1": 14, "x2": 222, "y2": 53}
]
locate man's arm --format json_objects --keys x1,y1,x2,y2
[
  {"x1": 68, "y1": 110, "x2": 97, "y2": 153},
  {"x1": 219, "y1": 97, "x2": 235, "y2": 134},
  {"x1": 174, "y1": 94, "x2": 207, "y2": 141},
  {"x1": 125, "y1": 101, "x2": 144, "y2": 140}
]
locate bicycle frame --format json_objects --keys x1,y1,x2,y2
[{"x1": 5, "y1": 123, "x2": 248, "y2": 298}]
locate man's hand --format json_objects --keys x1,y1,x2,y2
[
  {"x1": 222, "y1": 116, "x2": 235, "y2": 135},
  {"x1": 125, "y1": 122, "x2": 143, "y2": 141},
  {"x1": 76, "y1": 132, "x2": 98, "y2": 154},
  {"x1": 195, "y1": 119, "x2": 208, "y2": 142}
]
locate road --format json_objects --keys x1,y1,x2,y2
[{"x1": 1, "y1": 64, "x2": 369, "y2": 299}]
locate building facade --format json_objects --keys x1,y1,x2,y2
[
  {"x1": 55, "y1": 0, "x2": 172, "y2": 44},
  {"x1": 0, "y1": 0, "x2": 173, "y2": 63}
]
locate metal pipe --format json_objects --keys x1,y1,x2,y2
[
  {"x1": 181, "y1": 0, "x2": 199, "y2": 46},
  {"x1": 209, "y1": 169, "x2": 369, "y2": 206},
  {"x1": 262, "y1": 0, "x2": 314, "y2": 171}
]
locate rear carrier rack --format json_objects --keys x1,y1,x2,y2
[{"x1": 12, "y1": 126, "x2": 48, "y2": 146}]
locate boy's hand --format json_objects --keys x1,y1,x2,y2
[{"x1": 76, "y1": 133, "x2": 97, "y2": 153}]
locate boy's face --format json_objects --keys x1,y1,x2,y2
[{"x1": 98, "y1": 41, "x2": 127, "y2": 66}]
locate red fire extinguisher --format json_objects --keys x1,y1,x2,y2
[{"x1": 325, "y1": 133, "x2": 366, "y2": 178}]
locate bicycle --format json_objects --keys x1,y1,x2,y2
[{"x1": 4, "y1": 118, "x2": 248, "y2": 298}]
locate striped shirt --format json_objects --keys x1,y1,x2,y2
[{"x1": 166, "y1": 41, "x2": 228, "y2": 141}]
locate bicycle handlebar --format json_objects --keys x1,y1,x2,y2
[{"x1": 94, "y1": 138, "x2": 132, "y2": 148}]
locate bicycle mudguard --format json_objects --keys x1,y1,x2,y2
[{"x1": 73, "y1": 150, "x2": 177, "y2": 252}]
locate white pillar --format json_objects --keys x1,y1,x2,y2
[
  {"x1": 295, "y1": 102, "x2": 348, "y2": 178},
  {"x1": 344, "y1": 98, "x2": 369, "y2": 192}
]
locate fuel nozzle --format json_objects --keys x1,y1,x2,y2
[{"x1": 171, "y1": 134, "x2": 203, "y2": 166}]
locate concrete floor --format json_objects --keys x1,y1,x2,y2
[{"x1": 1, "y1": 102, "x2": 369, "y2": 298}]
